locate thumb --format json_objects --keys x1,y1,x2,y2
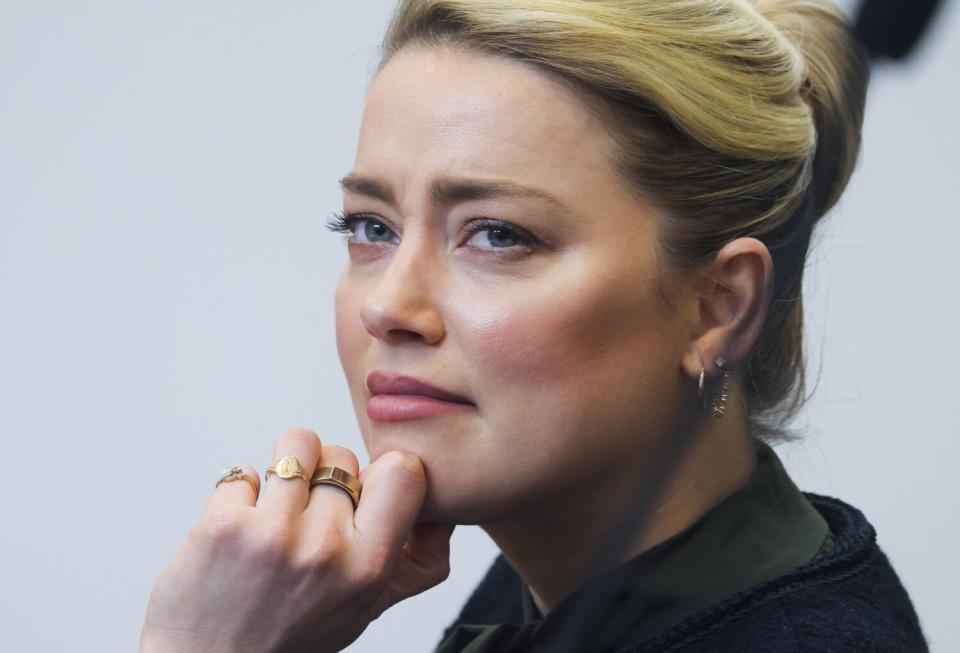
[{"x1": 354, "y1": 451, "x2": 427, "y2": 566}]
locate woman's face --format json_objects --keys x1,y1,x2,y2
[{"x1": 335, "y1": 46, "x2": 693, "y2": 524}]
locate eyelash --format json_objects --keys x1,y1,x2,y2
[
  {"x1": 326, "y1": 211, "x2": 384, "y2": 238},
  {"x1": 325, "y1": 211, "x2": 538, "y2": 251}
]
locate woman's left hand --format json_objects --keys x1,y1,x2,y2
[{"x1": 139, "y1": 427, "x2": 455, "y2": 653}]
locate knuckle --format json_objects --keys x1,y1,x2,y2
[
  {"x1": 323, "y1": 444, "x2": 360, "y2": 470},
  {"x1": 278, "y1": 426, "x2": 321, "y2": 450},
  {"x1": 296, "y1": 528, "x2": 347, "y2": 569},
  {"x1": 247, "y1": 519, "x2": 296, "y2": 560},
  {"x1": 194, "y1": 510, "x2": 245, "y2": 544},
  {"x1": 351, "y1": 557, "x2": 388, "y2": 589}
]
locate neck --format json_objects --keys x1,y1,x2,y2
[{"x1": 481, "y1": 413, "x2": 758, "y2": 614}]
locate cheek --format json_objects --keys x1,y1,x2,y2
[
  {"x1": 334, "y1": 278, "x2": 371, "y2": 432},
  {"x1": 447, "y1": 260, "x2": 685, "y2": 459},
  {"x1": 334, "y1": 298, "x2": 358, "y2": 363},
  {"x1": 455, "y1": 274, "x2": 667, "y2": 396},
  {"x1": 334, "y1": 279, "x2": 359, "y2": 369}
]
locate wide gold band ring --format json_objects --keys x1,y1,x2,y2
[
  {"x1": 265, "y1": 455, "x2": 309, "y2": 488},
  {"x1": 216, "y1": 466, "x2": 259, "y2": 493},
  {"x1": 310, "y1": 466, "x2": 362, "y2": 509}
]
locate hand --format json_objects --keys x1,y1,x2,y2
[{"x1": 140, "y1": 427, "x2": 455, "y2": 653}]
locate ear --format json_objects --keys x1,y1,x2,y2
[{"x1": 679, "y1": 237, "x2": 774, "y2": 379}]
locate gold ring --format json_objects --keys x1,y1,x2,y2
[
  {"x1": 265, "y1": 455, "x2": 309, "y2": 488},
  {"x1": 310, "y1": 466, "x2": 362, "y2": 509},
  {"x1": 216, "y1": 466, "x2": 259, "y2": 493}
]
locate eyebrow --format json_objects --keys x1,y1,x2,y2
[
  {"x1": 338, "y1": 174, "x2": 569, "y2": 212},
  {"x1": 338, "y1": 175, "x2": 395, "y2": 205}
]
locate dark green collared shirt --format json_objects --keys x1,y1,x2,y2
[{"x1": 436, "y1": 440, "x2": 832, "y2": 652}]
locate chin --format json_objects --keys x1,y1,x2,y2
[
  {"x1": 364, "y1": 445, "x2": 508, "y2": 525},
  {"x1": 414, "y1": 483, "x2": 502, "y2": 526}
]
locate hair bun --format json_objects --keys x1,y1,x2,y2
[{"x1": 755, "y1": 0, "x2": 870, "y2": 218}]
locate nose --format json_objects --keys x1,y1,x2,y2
[{"x1": 359, "y1": 239, "x2": 446, "y2": 346}]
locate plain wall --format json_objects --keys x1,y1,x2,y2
[{"x1": 1, "y1": 1, "x2": 956, "y2": 650}]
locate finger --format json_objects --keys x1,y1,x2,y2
[
  {"x1": 304, "y1": 444, "x2": 361, "y2": 527},
  {"x1": 385, "y1": 523, "x2": 456, "y2": 605},
  {"x1": 258, "y1": 427, "x2": 322, "y2": 514},
  {"x1": 206, "y1": 464, "x2": 260, "y2": 511},
  {"x1": 353, "y1": 451, "x2": 427, "y2": 562},
  {"x1": 402, "y1": 523, "x2": 456, "y2": 565}
]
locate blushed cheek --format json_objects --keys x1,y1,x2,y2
[
  {"x1": 451, "y1": 280, "x2": 656, "y2": 401},
  {"x1": 333, "y1": 285, "x2": 354, "y2": 372}
]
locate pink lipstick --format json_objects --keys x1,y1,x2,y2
[{"x1": 366, "y1": 371, "x2": 474, "y2": 421}]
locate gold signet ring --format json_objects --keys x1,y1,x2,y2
[
  {"x1": 310, "y1": 466, "x2": 362, "y2": 509},
  {"x1": 265, "y1": 455, "x2": 309, "y2": 488},
  {"x1": 216, "y1": 466, "x2": 259, "y2": 493}
]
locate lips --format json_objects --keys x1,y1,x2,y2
[
  {"x1": 365, "y1": 371, "x2": 474, "y2": 421},
  {"x1": 366, "y1": 371, "x2": 473, "y2": 404}
]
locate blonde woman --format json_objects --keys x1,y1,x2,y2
[{"x1": 140, "y1": 1, "x2": 927, "y2": 651}]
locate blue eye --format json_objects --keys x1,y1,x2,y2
[
  {"x1": 326, "y1": 212, "x2": 538, "y2": 254},
  {"x1": 464, "y1": 220, "x2": 534, "y2": 251},
  {"x1": 467, "y1": 226, "x2": 521, "y2": 248},
  {"x1": 357, "y1": 219, "x2": 396, "y2": 243},
  {"x1": 326, "y1": 212, "x2": 398, "y2": 244}
]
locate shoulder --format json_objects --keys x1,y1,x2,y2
[
  {"x1": 444, "y1": 495, "x2": 929, "y2": 653},
  {"x1": 625, "y1": 494, "x2": 928, "y2": 653}
]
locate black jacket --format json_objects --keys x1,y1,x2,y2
[{"x1": 438, "y1": 494, "x2": 928, "y2": 652}]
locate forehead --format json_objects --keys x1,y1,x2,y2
[{"x1": 355, "y1": 45, "x2": 620, "y2": 198}]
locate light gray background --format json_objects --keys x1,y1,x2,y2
[{"x1": 1, "y1": 1, "x2": 956, "y2": 650}]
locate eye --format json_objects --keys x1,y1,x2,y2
[
  {"x1": 326, "y1": 212, "x2": 398, "y2": 245},
  {"x1": 355, "y1": 218, "x2": 397, "y2": 244},
  {"x1": 464, "y1": 219, "x2": 535, "y2": 251}
]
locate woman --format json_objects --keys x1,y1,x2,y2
[{"x1": 140, "y1": 0, "x2": 927, "y2": 651}]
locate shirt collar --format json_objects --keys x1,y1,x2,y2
[{"x1": 518, "y1": 439, "x2": 829, "y2": 649}]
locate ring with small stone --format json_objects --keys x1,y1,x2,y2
[{"x1": 216, "y1": 466, "x2": 259, "y2": 493}]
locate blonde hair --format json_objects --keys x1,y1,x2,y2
[{"x1": 380, "y1": 0, "x2": 869, "y2": 441}]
